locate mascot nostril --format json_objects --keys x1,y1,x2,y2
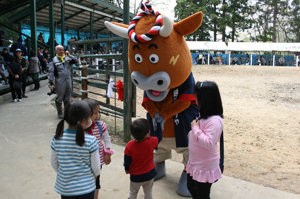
[{"x1": 104, "y1": 1, "x2": 203, "y2": 197}]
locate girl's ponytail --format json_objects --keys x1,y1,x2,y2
[
  {"x1": 54, "y1": 119, "x2": 64, "y2": 139},
  {"x1": 54, "y1": 100, "x2": 72, "y2": 139},
  {"x1": 75, "y1": 121, "x2": 85, "y2": 146}
]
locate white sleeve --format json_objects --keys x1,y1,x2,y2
[
  {"x1": 51, "y1": 149, "x2": 58, "y2": 172},
  {"x1": 91, "y1": 150, "x2": 101, "y2": 176},
  {"x1": 102, "y1": 129, "x2": 112, "y2": 149}
]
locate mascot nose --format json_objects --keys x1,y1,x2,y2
[{"x1": 131, "y1": 71, "x2": 171, "y2": 91}]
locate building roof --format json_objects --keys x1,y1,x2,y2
[{"x1": 0, "y1": 0, "x2": 135, "y2": 34}]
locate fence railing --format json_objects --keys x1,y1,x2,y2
[{"x1": 70, "y1": 53, "x2": 136, "y2": 141}]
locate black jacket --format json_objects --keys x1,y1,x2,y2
[{"x1": 7, "y1": 62, "x2": 22, "y2": 83}]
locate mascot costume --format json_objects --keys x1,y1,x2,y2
[{"x1": 105, "y1": 1, "x2": 203, "y2": 196}]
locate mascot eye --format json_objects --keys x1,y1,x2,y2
[
  {"x1": 149, "y1": 54, "x2": 159, "y2": 64},
  {"x1": 134, "y1": 54, "x2": 143, "y2": 63}
]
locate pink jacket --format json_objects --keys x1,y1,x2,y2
[{"x1": 186, "y1": 115, "x2": 223, "y2": 183}]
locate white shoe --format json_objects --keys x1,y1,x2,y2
[
  {"x1": 18, "y1": 99, "x2": 22, "y2": 102},
  {"x1": 12, "y1": 99, "x2": 17, "y2": 102}
]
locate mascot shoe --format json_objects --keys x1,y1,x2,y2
[
  {"x1": 154, "y1": 161, "x2": 166, "y2": 181},
  {"x1": 176, "y1": 170, "x2": 191, "y2": 197}
]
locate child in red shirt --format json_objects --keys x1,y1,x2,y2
[{"x1": 124, "y1": 118, "x2": 162, "y2": 199}]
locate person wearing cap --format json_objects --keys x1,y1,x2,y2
[
  {"x1": 0, "y1": 30, "x2": 5, "y2": 46},
  {"x1": 48, "y1": 45, "x2": 78, "y2": 119},
  {"x1": 15, "y1": 48, "x2": 29, "y2": 98},
  {"x1": 10, "y1": 38, "x2": 27, "y2": 56}
]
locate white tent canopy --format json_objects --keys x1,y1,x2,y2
[
  {"x1": 186, "y1": 41, "x2": 300, "y2": 52},
  {"x1": 269, "y1": 43, "x2": 300, "y2": 52},
  {"x1": 186, "y1": 41, "x2": 228, "y2": 51},
  {"x1": 227, "y1": 42, "x2": 272, "y2": 52}
]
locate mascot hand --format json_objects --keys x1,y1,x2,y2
[{"x1": 153, "y1": 113, "x2": 166, "y2": 131}]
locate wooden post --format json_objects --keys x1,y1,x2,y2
[
  {"x1": 81, "y1": 61, "x2": 88, "y2": 99},
  {"x1": 123, "y1": 0, "x2": 132, "y2": 142}
]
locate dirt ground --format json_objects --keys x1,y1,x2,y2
[{"x1": 93, "y1": 65, "x2": 300, "y2": 194}]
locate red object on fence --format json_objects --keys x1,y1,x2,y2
[{"x1": 115, "y1": 80, "x2": 124, "y2": 101}]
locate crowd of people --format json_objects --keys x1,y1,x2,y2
[
  {"x1": 0, "y1": 35, "x2": 51, "y2": 102},
  {"x1": 196, "y1": 54, "x2": 224, "y2": 65},
  {"x1": 195, "y1": 53, "x2": 295, "y2": 66}
]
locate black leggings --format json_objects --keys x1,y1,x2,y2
[
  {"x1": 187, "y1": 173, "x2": 212, "y2": 199},
  {"x1": 61, "y1": 191, "x2": 94, "y2": 199}
]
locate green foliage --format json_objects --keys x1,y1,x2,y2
[
  {"x1": 252, "y1": 0, "x2": 299, "y2": 42},
  {"x1": 174, "y1": 0, "x2": 298, "y2": 42},
  {"x1": 175, "y1": 0, "x2": 212, "y2": 41},
  {"x1": 290, "y1": 0, "x2": 300, "y2": 41}
]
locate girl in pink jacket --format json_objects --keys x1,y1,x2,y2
[{"x1": 186, "y1": 81, "x2": 223, "y2": 199}]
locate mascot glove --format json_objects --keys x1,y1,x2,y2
[{"x1": 153, "y1": 113, "x2": 166, "y2": 132}]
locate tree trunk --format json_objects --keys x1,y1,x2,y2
[
  {"x1": 272, "y1": 2, "x2": 277, "y2": 42},
  {"x1": 232, "y1": 22, "x2": 235, "y2": 42},
  {"x1": 222, "y1": 0, "x2": 226, "y2": 42},
  {"x1": 213, "y1": 4, "x2": 217, "y2": 42}
]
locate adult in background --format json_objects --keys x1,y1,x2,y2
[
  {"x1": 48, "y1": 45, "x2": 78, "y2": 119},
  {"x1": 38, "y1": 48, "x2": 47, "y2": 74},
  {"x1": 0, "y1": 30, "x2": 5, "y2": 46},
  {"x1": 28, "y1": 50, "x2": 41, "y2": 91},
  {"x1": 10, "y1": 38, "x2": 27, "y2": 56},
  {"x1": 6, "y1": 55, "x2": 23, "y2": 102},
  {"x1": 279, "y1": 56, "x2": 285, "y2": 66},
  {"x1": 232, "y1": 56, "x2": 238, "y2": 65},
  {"x1": 15, "y1": 48, "x2": 28, "y2": 98},
  {"x1": 46, "y1": 37, "x2": 59, "y2": 47},
  {"x1": 2, "y1": 48, "x2": 10, "y2": 66},
  {"x1": 43, "y1": 49, "x2": 50, "y2": 62},
  {"x1": 0, "y1": 55, "x2": 8, "y2": 85},
  {"x1": 268, "y1": 56, "x2": 273, "y2": 66},
  {"x1": 37, "y1": 32, "x2": 44, "y2": 43},
  {"x1": 261, "y1": 56, "x2": 267, "y2": 66}
]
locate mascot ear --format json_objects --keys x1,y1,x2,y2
[{"x1": 174, "y1": 11, "x2": 203, "y2": 36}]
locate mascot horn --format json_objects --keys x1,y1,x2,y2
[{"x1": 105, "y1": 1, "x2": 203, "y2": 197}]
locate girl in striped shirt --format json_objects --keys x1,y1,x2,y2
[
  {"x1": 50, "y1": 100, "x2": 101, "y2": 199},
  {"x1": 85, "y1": 99, "x2": 113, "y2": 199}
]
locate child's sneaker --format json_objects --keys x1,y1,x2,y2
[{"x1": 18, "y1": 99, "x2": 22, "y2": 102}]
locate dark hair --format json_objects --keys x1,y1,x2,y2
[
  {"x1": 18, "y1": 38, "x2": 22, "y2": 42},
  {"x1": 130, "y1": 118, "x2": 150, "y2": 141},
  {"x1": 84, "y1": 98, "x2": 99, "y2": 112},
  {"x1": 194, "y1": 81, "x2": 223, "y2": 119},
  {"x1": 8, "y1": 55, "x2": 15, "y2": 62},
  {"x1": 30, "y1": 50, "x2": 36, "y2": 57},
  {"x1": 3, "y1": 48, "x2": 7, "y2": 52},
  {"x1": 54, "y1": 100, "x2": 92, "y2": 146},
  {"x1": 84, "y1": 99, "x2": 98, "y2": 132}
]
